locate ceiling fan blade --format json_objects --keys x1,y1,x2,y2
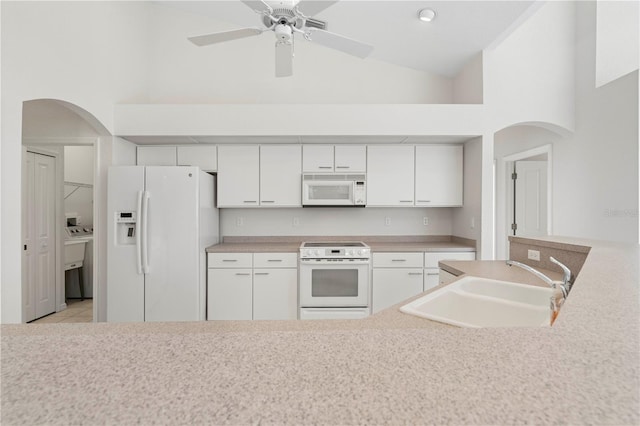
[
  {"x1": 297, "y1": 0, "x2": 339, "y2": 17},
  {"x1": 275, "y1": 42, "x2": 293, "y2": 77},
  {"x1": 188, "y1": 28, "x2": 263, "y2": 46},
  {"x1": 306, "y1": 28, "x2": 373, "y2": 59},
  {"x1": 240, "y1": 0, "x2": 271, "y2": 13}
]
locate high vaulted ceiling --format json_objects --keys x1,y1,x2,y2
[{"x1": 159, "y1": 0, "x2": 537, "y2": 77}]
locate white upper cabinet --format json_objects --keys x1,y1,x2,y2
[
  {"x1": 367, "y1": 145, "x2": 415, "y2": 206},
  {"x1": 302, "y1": 145, "x2": 366, "y2": 173},
  {"x1": 302, "y1": 145, "x2": 334, "y2": 172},
  {"x1": 260, "y1": 145, "x2": 302, "y2": 207},
  {"x1": 176, "y1": 145, "x2": 217, "y2": 172},
  {"x1": 136, "y1": 145, "x2": 217, "y2": 171},
  {"x1": 415, "y1": 145, "x2": 463, "y2": 207},
  {"x1": 217, "y1": 145, "x2": 260, "y2": 207},
  {"x1": 136, "y1": 146, "x2": 176, "y2": 166},
  {"x1": 334, "y1": 145, "x2": 366, "y2": 172}
]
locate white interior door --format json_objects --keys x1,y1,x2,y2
[
  {"x1": 23, "y1": 151, "x2": 56, "y2": 321},
  {"x1": 514, "y1": 160, "x2": 548, "y2": 237}
]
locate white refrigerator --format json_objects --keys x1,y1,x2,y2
[{"x1": 107, "y1": 166, "x2": 218, "y2": 322}]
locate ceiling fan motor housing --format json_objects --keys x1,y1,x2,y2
[{"x1": 274, "y1": 24, "x2": 293, "y2": 43}]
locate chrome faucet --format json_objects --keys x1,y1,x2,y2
[{"x1": 506, "y1": 257, "x2": 572, "y2": 298}]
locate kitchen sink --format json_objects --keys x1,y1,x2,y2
[{"x1": 400, "y1": 276, "x2": 555, "y2": 328}]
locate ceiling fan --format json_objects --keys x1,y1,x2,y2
[{"x1": 188, "y1": 0, "x2": 374, "y2": 77}]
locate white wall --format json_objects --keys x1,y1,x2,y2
[
  {"x1": 111, "y1": 137, "x2": 137, "y2": 166},
  {"x1": 1, "y1": 2, "x2": 150, "y2": 323},
  {"x1": 453, "y1": 53, "x2": 483, "y2": 104},
  {"x1": 146, "y1": 3, "x2": 453, "y2": 104},
  {"x1": 595, "y1": 0, "x2": 639, "y2": 88},
  {"x1": 64, "y1": 146, "x2": 95, "y2": 227},
  {"x1": 220, "y1": 207, "x2": 453, "y2": 238},
  {"x1": 553, "y1": 1, "x2": 638, "y2": 243},
  {"x1": 452, "y1": 137, "x2": 482, "y2": 251},
  {"x1": 484, "y1": 1, "x2": 576, "y2": 133}
]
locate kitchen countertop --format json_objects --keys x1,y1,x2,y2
[
  {"x1": 2, "y1": 237, "x2": 638, "y2": 424},
  {"x1": 205, "y1": 236, "x2": 476, "y2": 253}
]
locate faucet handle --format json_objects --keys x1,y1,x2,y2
[{"x1": 550, "y1": 256, "x2": 572, "y2": 287}]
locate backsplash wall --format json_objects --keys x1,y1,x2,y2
[{"x1": 220, "y1": 207, "x2": 453, "y2": 237}]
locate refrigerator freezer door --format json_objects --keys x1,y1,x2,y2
[
  {"x1": 107, "y1": 167, "x2": 145, "y2": 322},
  {"x1": 144, "y1": 167, "x2": 201, "y2": 321}
]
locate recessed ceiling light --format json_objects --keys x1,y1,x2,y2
[{"x1": 418, "y1": 8, "x2": 436, "y2": 22}]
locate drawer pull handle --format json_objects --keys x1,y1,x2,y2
[
  {"x1": 335, "y1": 166, "x2": 350, "y2": 169},
  {"x1": 235, "y1": 273, "x2": 251, "y2": 276},
  {"x1": 222, "y1": 259, "x2": 238, "y2": 262},
  {"x1": 427, "y1": 273, "x2": 439, "y2": 276},
  {"x1": 391, "y1": 259, "x2": 407, "y2": 262},
  {"x1": 243, "y1": 200, "x2": 257, "y2": 203},
  {"x1": 417, "y1": 200, "x2": 431, "y2": 203},
  {"x1": 408, "y1": 272, "x2": 423, "y2": 276},
  {"x1": 318, "y1": 166, "x2": 332, "y2": 169},
  {"x1": 399, "y1": 200, "x2": 413, "y2": 203},
  {"x1": 254, "y1": 272, "x2": 269, "y2": 276},
  {"x1": 261, "y1": 200, "x2": 275, "y2": 203},
  {"x1": 267, "y1": 259, "x2": 283, "y2": 262}
]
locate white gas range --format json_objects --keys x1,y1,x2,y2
[{"x1": 299, "y1": 241, "x2": 371, "y2": 320}]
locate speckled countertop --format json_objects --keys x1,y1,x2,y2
[
  {"x1": 205, "y1": 235, "x2": 476, "y2": 253},
  {"x1": 2, "y1": 237, "x2": 638, "y2": 425}
]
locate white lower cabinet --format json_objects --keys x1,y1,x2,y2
[
  {"x1": 372, "y1": 269, "x2": 424, "y2": 313},
  {"x1": 424, "y1": 251, "x2": 476, "y2": 290},
  {"x1": 207, "y1": 268, "x2": 253, "y2": 320},
  {"x1": 207, "y1": 252, "x2": 297, "y2": 320},
  {"x1": 424, "y1": 268, "x2": 441, "y2": 291},
  {"x1": 372, "y1": 252, "x2": 424, "y2": 313},
  {"x1": 253, "y1": 269, "x2": 297, "y2": 320}
]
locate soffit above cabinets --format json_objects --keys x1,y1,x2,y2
[{"x1": 122, "y1": 135, "x2": 477, "y2": 145}]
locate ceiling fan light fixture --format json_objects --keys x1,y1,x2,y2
[{"x1": 418, "y1": 8, "x2": 436, "y2": 22}]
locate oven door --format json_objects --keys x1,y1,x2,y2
[
  {"x1": 299, "y1": 259, "x2": 369, "y2": 307},
  {"x1": 302, "y1": 181, "x2": 355, "y2": 206}
]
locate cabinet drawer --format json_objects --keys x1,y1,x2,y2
[
  {"x1": 424, "y1": 251, "x2": 475, "y2": 268},
  {"x1": 253, "y1": 252, "x2": 297, "y2": 268},
  {"x1": 373, "y1": 252, "x2": 423, "y2": 268},
  {"x1": 208, "y1": 253, "x2": 253, "y2": 268}
]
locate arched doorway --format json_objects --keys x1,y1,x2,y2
[
  {"x1": 21, "y1": 99, "x2": 111, "y2": 323},
  {"x1": 494, "y1": 122, "x2": 572, "y2": 259}
]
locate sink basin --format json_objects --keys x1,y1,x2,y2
[{"x1": 400, "y1": 276, "x2": 555, "y2": 328}]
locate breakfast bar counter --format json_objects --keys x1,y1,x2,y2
[{"x1": 2, "y1": 237, "x2": 638, "y2": 425}]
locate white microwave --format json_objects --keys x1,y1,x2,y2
[{"x1": 302, "y1": 174, "x2": 366, "y2": 207}]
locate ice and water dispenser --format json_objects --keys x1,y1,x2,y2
[{"x1": 115, "y1": 211, "x2": 137, "y2": 245}]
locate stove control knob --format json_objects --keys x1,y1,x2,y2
[{"x1": 357, "y1": 249, "x2": 363, "y2": 256}]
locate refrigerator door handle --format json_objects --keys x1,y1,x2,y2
[
  {"x1": 136, "y1": 190, "x2": 143, "y2": 275},
  {"x1": 142, "y1": 190, "x2": 151, "y2": 274}
]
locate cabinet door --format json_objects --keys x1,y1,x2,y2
[
  {"x1": 177, "y1": 145, "x2": 217, "y2": 171},
  {"x1": 207, "y1": 269, "x2": 252, "y2": 320},
  {"x1": 367, "y1": 145, "x2": 415, "y2": 206},
  {"x1": 302, "y1": 145, "x2": 334, "y2": 172},
  {"x1": 334, "y1": 145, "x2": 366, "y2": 172},
  {"x1": 253, "y1": 268, "x2": 298, "y2": 320},
  {"x1": 424, "y1": 267, "x2": 440, "y2": 291},
  {"x1": 372, "y1": 268, "x2": 423, "y2": 313},
  {"x1": 217, "y1": 145, "x2": 260, "y2": 207},
  {"x1": 415, "y1": 145, "x2": 463, "y2": 206},
  {"x1": 137, "y1": 146, "x2": 177, "y2": 166},
  {"x1": 260, "y1": 145, "x2": 302, "y2": 207}
]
